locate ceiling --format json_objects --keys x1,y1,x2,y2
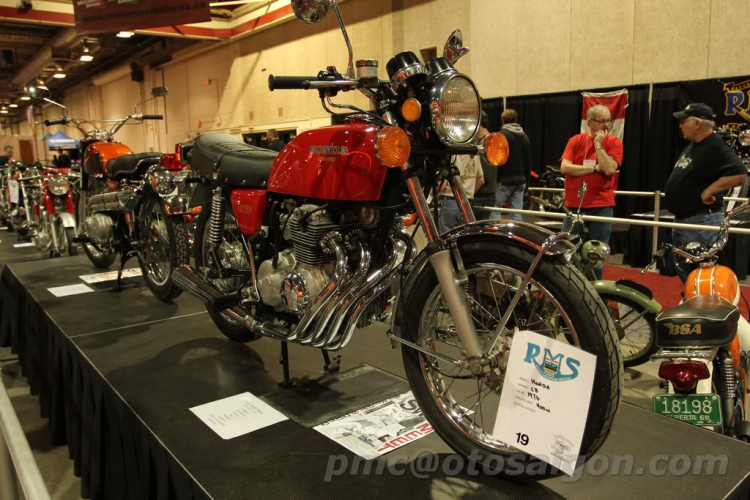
[{"x1": 0, "y1": 1, "x2": 276, "y2": 125}]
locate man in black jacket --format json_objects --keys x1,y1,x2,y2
[
  {"x1": 266, "y1": 129, "x2": 286, "y2": 152},
  {"x1": 491, "y1": 109, "x2": 531, "y2": 221}
]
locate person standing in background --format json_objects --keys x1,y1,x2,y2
[
  {"x1": 0, "y1": 145, "x2": 14, "y2": 166},
  {"x1": 560, "y1": 104, "x2": 623, "y2": 279},
  {"x1": 491, "y1": 109, "x2": 531, "y2": 222},
  {"x1": 471, "y1": 111, "x2": 496, "y2": 220},
  {"x1": 266, "y1": 129, "x2": 286, "y2": 152},
  {"x1": 57, "y1": 148, "x2": 71, "y2": 168},
  {"x1": 438, "y1": 153, "x2": 484, "y2": 234}
]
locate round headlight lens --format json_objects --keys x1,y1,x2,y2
[
  {"x1": 432, "y1": 75, "x2": 480, "y2": 144},
  {"x1": 49, "y1": 176, "x2": 70, "y2": 195}
]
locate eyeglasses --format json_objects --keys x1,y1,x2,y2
[{"x1": 590, "y1": 118, "x2": 612, "y2": 124}]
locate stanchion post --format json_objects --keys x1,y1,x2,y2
[
  {"x1": 0, "y1": 429, "x2": 19, "y2": 500},
  {"x1": 652, "y1": 190, "x2": 661, "y2": 261}
]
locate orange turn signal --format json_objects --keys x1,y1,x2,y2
[
  {"x1": 376, "y1": 126, "x2": 411, "y2": 167},
  {"x1": 484, "y1": 132, "x2": 510, "y2": 166},
  {"x1": 401, "y1": 98, "x2": 421, "y2": 122}
]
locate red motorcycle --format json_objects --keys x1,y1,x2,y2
[
  {"x1": 28, "y1": 166, "x2": 80, "y2": 257},
  {"x1": 174, "y1": 0, "x2": 621, "y2": 478}
]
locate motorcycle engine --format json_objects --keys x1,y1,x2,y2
[
  {"x1": 257, "y1": 204, "x2": 373, "y2": 314},
  {"x1": 83, "y1": 213, "x2": 115, "y2": 247}
]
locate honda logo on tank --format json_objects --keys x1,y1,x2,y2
[{"x1": 73, "y1": 0, "x2": 211, "y2": 35}]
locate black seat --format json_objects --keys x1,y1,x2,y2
[
  {"x1": 656, "y1": 295, "x2": 739, "y2": 348},
  {"x1": 106, "y1": 152, "x2": 163, "y2": 180},
  {"x1": 191, "y1": 134, "x2": 277, "y2": 188},
  {"x1": 545, "y1": 165, "x2": 561, "y2": 174}
]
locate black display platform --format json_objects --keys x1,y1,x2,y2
[{"x1": 2, "y1": 256, "x2": 750, "y2": 500}]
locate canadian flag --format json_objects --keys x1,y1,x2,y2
[{"x1": 580, "y1": 90, "x2": 628, "y2": 141}]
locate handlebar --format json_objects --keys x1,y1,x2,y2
[
  {"x1": 268, "y1": 75, "x2": 320, "y2": 91},
  {"x1": 140, "y1": 114, "x2": 163, "y2": 120},
  {"x1": 44, "y1": 118, "x2": 67, "y2": 126}
]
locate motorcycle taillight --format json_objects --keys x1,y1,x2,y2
[{"x1": 658, "y1": 361, "x2": 710, "y2": 394}]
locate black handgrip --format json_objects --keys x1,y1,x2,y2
[
  {"x1": 268, "y1": 75, "x2": 317, "y2": 91},
  {"x1": 142, "y1": 114, "x2": 163, "y2": 120},
  {"x1": 44, "y1": 118, "x2": 66, "y2": 126}
]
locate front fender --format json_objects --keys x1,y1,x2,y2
[
  {"x1": 163, "y1": 194, "x2": 191, "y2": 216},
  {"x1": 389, "y1": 220, "x2": 577, "y2": 338},
  {"x1": 593, "y1": 280, "x2": 662, "y2": 314},
  {"x1": 56, "y1": 211, "x2": 77, "y2": 230}
]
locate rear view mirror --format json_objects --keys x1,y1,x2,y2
[
  {"x1": 444, "y1": 29, "x2": 469, "y2": 64},
  {"x1": 292, "y1": 0, "x2": 330, "y2": 24}
]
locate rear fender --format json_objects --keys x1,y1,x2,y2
[{"x1": 389, "y1": 220, "x2": 577, "y2": 339}]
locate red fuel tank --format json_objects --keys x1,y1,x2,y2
[
  {"x1": 84, "y1": 142, "x2": 133, "y2": 176},
  {"x1": 267, "y1": 123, "x2": 388, "y2": 201}
]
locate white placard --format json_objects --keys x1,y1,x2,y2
[
  {"x1": 13, "y1": 242, "x2": 36, "y2": 248},
  {"x1": 48, "y1": 284, "x2": 95, "y2": 297},
  {"x1": 7, "y1": 180, "x2": 18, "y2": 204},
  {"x1": 493, "y1": 330, "x2": 596, "y2": 476},
  {"x1": 79, "y1": 268, "x2": 142, "y2": 284},
  {"x1": 314, "y1": 391, "x2": 433, "y2": 460},
  {"x1": 190, "y1": 392, "x2": 287, "y2": 440},
  {"x1": 0, "y1": 227, "x2": 7, "y2": 231}
]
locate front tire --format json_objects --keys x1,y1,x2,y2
[
  {"x1": 401, "y1": 240, "x2": 622, "y2": 480},
  {"x1": 56, "y1": 220, "x2": 78, "y2": 257},
  {"x1": 137, "y1": 194, "x2": 190, "y2": 302},
  {"x1": 600, "y1": 293, "x2": 657, "y2": 369}
]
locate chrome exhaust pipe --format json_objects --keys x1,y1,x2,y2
[{"x1": 326, "y1": 236, "x2": 409, "y2": 350}]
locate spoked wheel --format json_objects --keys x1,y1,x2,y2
[
  {"x1": 600, "y1": 293, "x2": 657, "y2": 369},
  {"x1": 194, "y1": 199, "x2": 257, "y2": 343},
  {"x1": 137, "y1": 194, "x2": 189, "y2": 302},
  {"x1": 401, "y1": 241, "x2": 621, "y2": 480}
]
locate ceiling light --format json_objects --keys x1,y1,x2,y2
[
  {"x1": 53, "y1": 71, "x2": 66, "y2": 79},
  {"x1": 20, "y1": 96, "x2": 31, "y2": 101},
  {"x1": 117, "y1": 31, "x2": 135, "y2": 38},
  {"x1": 9, "y1": 104, "x2": 17, "y2": 108},
  {"x1": 80, "y1": 54, "x2": 94, "y2": 62},
  {"x1": 1, "y1": 110, "x2": 7, "y2": 114}
]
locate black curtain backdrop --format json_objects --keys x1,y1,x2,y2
[
  {"x1": 505, "y1": 94, "x2": 547, "y2": 176},
  {"x1": 481, "y1": 98, "x2": 504, "y2": 133},
  {"x1": 617, "y1": 85, "x2": 650, "y2": 217}
]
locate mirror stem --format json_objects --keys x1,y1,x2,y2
[{"x1": 331, "y1": 2, "x2": 355, "y2": 78}]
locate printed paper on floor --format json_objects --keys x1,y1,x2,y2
[
  {"x1": 190, "y1": 392, "x2": 288, "y2": 440},
  {"x1": 314, "y1": 391, "x2": 433, "y2": 460},
  {"x1": 79, "y1": 268, "x2": 142, "y2": 284},
  {"x1": 48, "y1": 284, "x2": 95, "y2": 297}
]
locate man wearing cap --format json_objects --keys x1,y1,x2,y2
[
  {"x1": 560, "y1": 104, "x2": 623, "y2": 278},
  {"x1": 665, "y1": 103, "x2": 747, "y2": 281}
]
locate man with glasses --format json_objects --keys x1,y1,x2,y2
[
  {"x1": 560, "y1": 104, "x2": 623, "y2": 278},
  {"x1": 665, "y1": 103, "x2": 747, "y2": 281}
]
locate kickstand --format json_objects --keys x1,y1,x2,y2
[
  {"x1": 109, "y1": 251, "x2": 137, "y2": 292},
  {"x1": 322, "y1": 350, "x2": 341, "y2": 374},
  {"x1": 279, "y1": 342, "x2": 294, "y2": 388}
]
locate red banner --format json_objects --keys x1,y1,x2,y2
[
  {"x1": 580, "y1": 89, "x2": 629, "y2": 141},
  {"x1": 73, "y1": 0, "x2": 211, "y2": 35}
]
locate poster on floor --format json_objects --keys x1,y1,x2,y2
[
  {"x1": 79, "y1": 268, "x2": 142, "y2": 284},
  {"x1": 48, "y1": 284, "x2": 95, "y2": 297},
  {"x1": 314, "y1": 391, "x2": 433, "y2": 460}
]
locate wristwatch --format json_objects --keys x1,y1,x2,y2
[{"x1": 593, "y1": 164, "x2": 599, "y2": 173}]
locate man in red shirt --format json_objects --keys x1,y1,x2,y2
[{"x1": 560, "y1": 104, "x2": 624, "y2": 278}]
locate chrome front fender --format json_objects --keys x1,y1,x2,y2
[
  {"x1": 144, "y1": 165, "x2": 176, "y2": 196},
  {"x1": 389, "y1": 220, "x2": 577, "y2": 339},
  {"x1": 56, "y1": 211, "x2": 77, "y2": 230},
  {"x1": 163, "y1": 194, "x2": 191, "y2": 216}
]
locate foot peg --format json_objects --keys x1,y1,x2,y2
[{"x1": 72, "y1": 236, "x2": 92, "y2": 244}]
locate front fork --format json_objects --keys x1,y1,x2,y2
[{"x1": 401, "y1": 162, "x2": 484, "y2": 370}]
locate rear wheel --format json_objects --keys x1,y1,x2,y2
[
  {"x1": 401, "y1": 240, "x2": 622, "y2": 479},
  {"x1": 600, "y1": 293, "x2": 657, "y2": 369},
  {"x1": 137, "y1": 194, "x2": 190, "y2": 302},
  {"x1": 194, "y1": 198, "x2": 258, "y2": 343}
]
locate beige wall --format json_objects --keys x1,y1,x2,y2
[{"x1": 10, "y1": 0, "x2": 750, "y2": 149}]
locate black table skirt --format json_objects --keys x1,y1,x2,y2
[{"x1": 0, "y1": 265, "x2": 208, "y2": 500}]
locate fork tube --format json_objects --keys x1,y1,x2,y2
[
  {"x1": 447, "y1": 172, "x2": 476, "y2": 224},
  {"x1": 401, "y1": 162, "x2": 439, "y2": 243},
  {"x1": 400, "y1": 162, "x2": 484, "y2": 363}
]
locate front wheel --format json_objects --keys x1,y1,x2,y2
[
  {"x1": 56, "y1": 220, "x2": 78, "y2": 257},
  {"x1": 599, "y1": 293, "x2": 657, "y2": 369},
  {"x1": 137, "y1": 194, "x2": 190, "y2": 302},
  {"x1": 401, "y1": 240, "x2": 622, "y2": 480}
]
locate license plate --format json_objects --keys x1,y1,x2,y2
[{"x1": 652, "y1": 394, "x2": 722, "y2": 426}]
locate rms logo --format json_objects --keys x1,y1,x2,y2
[
  {"x1": 310, "y1": 146, "x2": 349, "y2": 155},
  {"x1": 523, "y1": 342, "x2": 581, "y2": 382}
]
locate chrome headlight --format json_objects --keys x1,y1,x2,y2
[
  {"x1": 581, "y1": 240, "x2": 610, "y2": 270},
  {"x1": 429, "y1": 73, "x2": 481, "y2": 145},
  {"x1": 48, "y1": 176, "x2": 70, "y2": 196}
]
